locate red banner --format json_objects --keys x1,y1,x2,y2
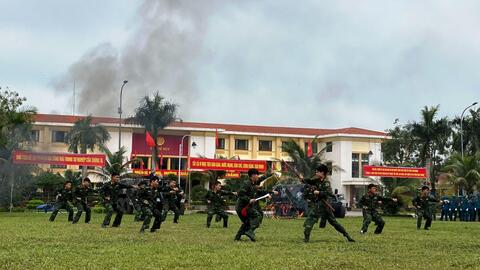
[
  {"x1": 189, "y1": 158, "x2": 267, "y2": 172},
  {"x1": 132, "y1": 169, "x2": 189, "y2": 177},
  {"x1": 12, "y1": 150, "x2": 106, "y2": 166},
  {"x1": 363, "y1": 165, "x2": 427, "y2": 179}
]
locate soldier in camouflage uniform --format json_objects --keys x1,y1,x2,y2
[
  {"x1": 234, "y1": 169, "x2": 278, "y2": 242},
  {"x1": 100, "y1": 173, "x2": 135, "y2": 228},
  {"x1": 49, "y1": 181, "x2": 74, "y2": 222},
  {"x1": 412, "y1": 186, "x2": 438, "y2": 230},
  {"x1": 359, "y1": 184, "x2": 397, "y2": 234},
  {"x1": 206, "y1": 181, "x2": 237, "y2": 228},
  {"x1": 302, "y1": 164, "x2": 355, "y2": 243},
  {"x1": 162, "y1": 180, "x2": 184, "y2": 223},
  {"x1": 72, "y1": 177, "x2": 95, "y2": 224},
  {"x1": 138, "y1": 177, "x2": 163, "y2": 233}
]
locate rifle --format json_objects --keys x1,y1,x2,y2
[{"x1": 281, "y1": 159, "x2": 335, "y2": 213}]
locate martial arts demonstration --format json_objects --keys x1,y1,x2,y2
[{"x1": 49, "y1": 164, "x2": 439, "y2": 243}]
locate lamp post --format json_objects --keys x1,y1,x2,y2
[
  {"x1": 460, "y1": 102, "x2": 478, "y2": 159},
  {"x1": 178, "y1": 135, "x2": 197, "y2": 186},
  {"x1": 118, "y1": 80, "x2": 128, "y2": 151}
]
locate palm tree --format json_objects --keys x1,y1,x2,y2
[
  {"x1": 443, "y1": 154, "x2": 480, "y2": 195},
  {"x1": 65, "y1": 115, "x2": 110, "y2": 154},
  {"x1": 411, "y1": 105, "x2": 452, "y2": 190},
  {"x1": 280, "y1": 139, "x2": 338, "y2": 179},
  {"x1": 127, "y1": 92, "x2": 178, "y2": 172},
  {"x1": 65, "y1": 115, "x2": 110, "y2": 177},
  {"x1": 91, "y1": 146, "x2": 141, "y2": 182}
]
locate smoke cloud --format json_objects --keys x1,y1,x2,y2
[{"x1": 52, "y1": 0, "x2": 221, "y2": 117}]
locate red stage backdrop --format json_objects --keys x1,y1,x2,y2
[{"x1": 131, "y1": 133, "x2": 188, "y2": 156}]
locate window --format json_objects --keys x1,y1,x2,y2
[
  {"x1": 171, "y1": 158, "x2": 187, "y2": 170},
  {"x1": 352, "y1": 153, "x2": 360, "y2": 178},
  {"x1": 235, "y1": 139, "x2": 249, "y2": 150},
  {"x1": 50, "y1": 164, "x2": 67, "y2": 169},
  {"x1": 361, "y1": 154, "x2": 369, "y2": 177},
  {"x1": 31, "y1": 130, "x2": 40, "y2": 142},
  {"x1": 258, "y1": 140, "x2": 272, "y2": 151},
  {"x1": 326, "y1": 142, "x2": 333, "y2": 152},
  {"x1": 158, "y1": 156, "x2": 168, "y2": 170},
  {"x1": 217, "y1": 138, "x2": 225, "y2": 149},
  {"x1": 52, "y1": 131, "x2": 67, "y2": 143}
]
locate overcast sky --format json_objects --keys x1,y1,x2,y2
[{"x1": 1, "y1": 0, "x2": 480, "y2": 132}]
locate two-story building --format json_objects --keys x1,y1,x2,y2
[{"x1": 31, "y1": 114, "x2": 388, "y2": 207}]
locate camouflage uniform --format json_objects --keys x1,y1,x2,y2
[
  {"x1": 49, "y1": 188, "x2": 74, "y2": 222},
  {"x1": 162, "y1": 186, "x2": 183, "y2": 223},
  {"x1": 138, "y1": 185, "x2": 163, "y2": 232},
  {"x1": 358, "y1": 193, "x2": 391, "y2": 234},
  {"x1": 412, "y1": 194, "x2": 438, "y2": 229},
  {"x1": 303, "y1": 178, "x2": 354, "y2": 242},
  {"x1": 100, "y1": 182, "x2": 133, "y2": 227},
  {"x1": 205, "y1": 189, "x2": 234, "y2": 228},
  {"x1": 234, "y1": 178, "x2": 269, "y2": 241},
  {"x1": 72, "y1": 184, "x2": 95, "y2": 224}
]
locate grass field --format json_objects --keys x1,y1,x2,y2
[{"x1": 1, "y1": 212, "x2": 479, "y2": 270}]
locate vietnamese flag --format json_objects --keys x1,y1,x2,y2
[
  {"x1": 215, "y1": 129, "x2": 219, "y2": 148},
  {"x1": 159, "y1": 153, "x2": 164, "y2": 167},
  {"x1": 307, "y1": 142, "x2": 313, "y2": 157},
  {"x1": 146, "y1": 131, "x2": 156, "y2": 148}
]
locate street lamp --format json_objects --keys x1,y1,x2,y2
[
  {"x1": 178, "y1": 135, "x2": 197, "y2": 186},
  {"x1": 118, "y1": 80, "x2": 128, "y2": 151},
  {"x1": 460, "y1": 102, "x2": 478, "y2": 159}
]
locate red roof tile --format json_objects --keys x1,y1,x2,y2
[{"x1": 34, "y1": 114, "x2": 387, "y2": 137}]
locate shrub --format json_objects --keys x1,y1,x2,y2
[
  {"x1": 26, "y1": 199, "x2": 45, "y2": 209},
  {"x1": 191, "y1": 185, "x2": 208, "y2": 202},
  {"x1": 92, "y1": 205, "x2": 105, "y2": 214}
]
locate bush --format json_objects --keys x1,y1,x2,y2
[
  {"x1": 0, "y1": 207, "x2": 26, "y2": 212},
  {"x1": 26, "y1": 199, "x2": 45, "y2": 209},
  {"x1": 191, "y1": 185, "x2": 208, "y2": 202}
]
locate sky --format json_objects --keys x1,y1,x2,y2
[{"x1": 1, "y1": 0, "x2": 480, "y2": 132}]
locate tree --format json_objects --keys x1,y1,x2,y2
[
  {"x1": 451, "y1": 107, "x2": 480, "y2": 155},
  {"x1": 0, "y1": 88, "x2": 37, "y2": 209},
  {"x1": 34, "y1": 171, "x2": 65, "y2": 202},
  {"x1": 281, "y1": 139, "x2": 337, "y2": 179},
  {"x1": 65, "y1": 115, "x2": 110, "y2": 177},
  {"x1": 443, "y1": 154, "x2": 480, "y2": 195},
  {"x1": 127, "y1": 92, "x2": 178, "y2": 172},
  {"x1": 65, "y1": 115, "x2": 110, "y2": 154},
  {"x1": 411, "y1": 105, "x2": 452, "y2": 190},
  {"x1": 382, "y1": 119, "x2": 418, "y2": 166},
  {"x1": 91, "y1": 146, "x2": 140, "y2": 182}
]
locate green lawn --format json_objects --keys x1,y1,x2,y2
[{"x1": 0, "y1": 212, "x2": 479, "y2": 270}]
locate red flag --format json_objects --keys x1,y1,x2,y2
[
  {"x1": 159, "y1": 153, "x2": 164, "y2": 168},
  {"x1": 307, "y1": 141, "x2": 313, "y2": 157},
  {"x1": 215, "y1": 129, "x2": 219, "y2": 148},
  {"x1": 146, "y1": 131, "x2": 155, "y2": 148}
]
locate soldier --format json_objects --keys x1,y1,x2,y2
[
  {"x1": 162, "y1": 180, "x2": 184, "y2": 223},
  {"x1": 72, "y1": 177, "x2": 95, "y2": 224},
  {"x1": 49, "y1": 181, "x2": 74, "y2": 222},
  {"x1": 138, "y1": 177, "x2": 163, "y2": 233},
  {"x1": 440, "y1": 196, "x2": 450, "y2": 221},
  {"x1": 412, "y1": 186, "x2": 438, "y2": 230},
  {"x1": 359, "y1": 184, "x2": 397, "y2": 234},
  {"x1": 476, "y1": 195, "x2": 480, "y2": 222},
  {"x1": 205, "y1": 181, "x2": 237, "y2": 228},
  {"x1": 99, "y1": 173, "x2": 135, "y2": 228},
  {"x1": 450, "y1": 196, "x2": 458, "y2": 221},
  {"x1": 302, "y1": 164, "x2": 355, "y2": 243},
  {"x1": 234, "y1": 169, "x2": 278, "y2": 242},
  {"x1": 132, "y1": 181, "x2": 147, "y2": 222}
]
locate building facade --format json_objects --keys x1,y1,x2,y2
[{"x1": 31, "y1": 114, "x2": 388, "y2": 207}]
